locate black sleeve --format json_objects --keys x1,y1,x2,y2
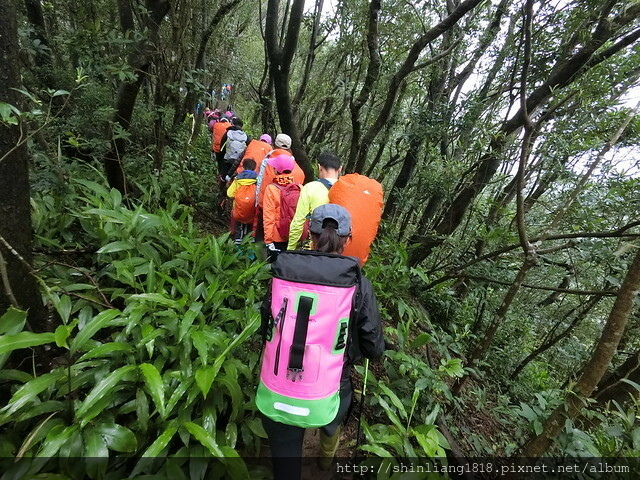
[
  {"x1": 226, "y1": 155, "x2": 243, "y2": 178},
  {"x1": 260, "y1": 281, "x2": 273, "y2": 341},
  {"x1": 354, "y1": 276, "x2": 385, "y2": 360}
]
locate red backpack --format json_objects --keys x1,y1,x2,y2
[
  {"x1": 275, "y1": 183, "x2": 301, "y2": 239},
  {"x1": 233, "y1": 183, "x2": 257, "y2": 224}
]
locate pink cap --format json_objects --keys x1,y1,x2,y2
[
  {"x1": 270, "y1": 154, "x2": 295, "y2": 174},
  {"x1": 260, "y1": 134, "x2": 272, "y2": 145}
]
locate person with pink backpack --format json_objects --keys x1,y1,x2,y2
[
  {"x1": 256, "y1": 204, "x2": 385, "y2": 478},
  {"x1": 262, "y1": 154, "x2": 301, "y2": 258}
]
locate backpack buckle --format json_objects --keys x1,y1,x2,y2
[{"x1": 287, "y1": 368, "x2": 304, "y2": 382}]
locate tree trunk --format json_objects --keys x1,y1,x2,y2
[
  {"x1": 265, "y1": 0, "x2": 313, "y2": 181},
  {"x1": 292, "y1": 0, "x2": 324, "y2": 110},
  {"x1": 593, "y1": 349, "x2": 640, "y2": 408},
  {"x1": 178, "y1": 0, "x2": 243, "y2": 126},
  {"x1": 0, "y1": 0, "x2": 47, "y2": 330},
  {"x1": 452, "y1": 258, "x2": 536, "y2": 395},
  {"x1": 103, "y1": 0, "x2": 171, "y2": 195},
  {"x1": 348, "y1": 0, "x2": 484, "y2": 173},
  {"x1": 24, "y1": 0, "x2": 56, "y2": 88},
  {"x1": 383, "y1": 135, "x2": 421, "y2": 219},
  {"x1": 520, "y1": 248, "x2": 640, "y2": 457},
  {"x1": 346, "y1": 0, "x2": 381, "y2": 174}
]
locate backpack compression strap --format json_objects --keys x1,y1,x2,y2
[{"x1": 287, "y1": 295, "x2": 314, "y2": 381}]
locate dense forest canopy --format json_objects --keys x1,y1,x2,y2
[{"x1": 1, "y1": 0, "x2": 640, "y2": 477}]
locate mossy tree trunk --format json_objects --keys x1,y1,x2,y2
[{"x1": 0, "y1": 0, "x2": 47, "y2": 330}]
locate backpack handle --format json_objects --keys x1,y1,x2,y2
[{"x1": 287, "y1": 295, "x2": 314, "y2": 381}]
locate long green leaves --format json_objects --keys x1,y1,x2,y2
[
  {"x1": 1, "y1": 184, "x2": 267, "y2": 476},
  {"x1": 0, "y1": 332, "x2": 55, "y2": 355},
  {"x1": 77, "y1": 342, "x2": 133, "y2": 362},
  {"x1": 0, "y1": 307, "x2": 30, "y2": 369},
  {"x1": 70, "y1": 309, "x2": 121, "y2": 354},
  {"x1": 139, "y1": 363, "x2": 166, "y2": 419},
  {"x1": 183, "y1": 422, "x2": 225, "y2": 456},
  {"x1": 0, "y1": 371, "x2": 66, "y2": 421},
  {"x1": 92, "y1": 423, "x2": 137, "y2": 452},
  {"x1": 130, "y1": 421, "x2": 179, "y2": 477},
  {"x1": 75, "y1": 365, "x2": 136, "y2": 426},
  {"x1": 0, "y1": 308, "x2": 26, "y2": 334}
]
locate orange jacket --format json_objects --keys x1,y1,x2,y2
[
  {"x1": 212, "y1": 122, "x2": 231, "y2": 152},
  {"x1": 236, "y1": 139, "x2": 272, "y2": 174},
  {"x1": 263, "y1": 174, "x2": 297, "y2": 244},
  {"x1": 257, "y1": 149, "x2": 305, "y2": 207}
]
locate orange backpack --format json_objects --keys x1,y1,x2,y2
[
  {"x1": 236, "y1": 140, "x2": 271, "y2": 174},
  {"x1": 233, "y1": 183, "x2": 257, "y2": 224},
  {"x1": 328, "y1": 173, "x2": 384, "y2": 265},
  {"x1": 212, "y1": 122, "x2": 231, "y2": 152}
]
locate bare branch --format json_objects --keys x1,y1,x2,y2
[
  {"x1": 0, "y1": 248, "x2": 18, "y2": 307},
  {"x1": 411, "y1": 39, "x2": 461, "y2": 72},
  {"x1": 462, "y1": 275, "x2": 617, "y2": 296},
  {"x1": 51, "y1": 262, "x2": 113, "y2": 309},
  {"x1": 545, "y1": 101, "x2": 640, "y2": 234},
  {"x1": 0, "y1": 233, "x2": 33, "y2": 272}
]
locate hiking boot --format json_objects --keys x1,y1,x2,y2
[{"x1": 318, "y1": 427, "x2": 340, "y2": 470}]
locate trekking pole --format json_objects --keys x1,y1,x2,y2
[{"x1": 353, "y1": 358, "x2": 370, "y2": 470}]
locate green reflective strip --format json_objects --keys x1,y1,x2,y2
[
  {"x1": 256, "y1": 382, "x2": 340, "y2": 428},
  {"x1": 332, "y1": 318, "x2": 349, "y2": 355},
  {"x1": 295, "y1": 292, "x2": 318, "y2": 315}
]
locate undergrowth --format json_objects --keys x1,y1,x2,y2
[{"x1": 1, "y1": 154, "x2": 638, "y2": 479}]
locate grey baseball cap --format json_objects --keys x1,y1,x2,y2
[{"x1": 310, "y1": 204, "x2": 352, "y2": 237}]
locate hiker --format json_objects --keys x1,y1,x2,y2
[
  {"x1": 255, "y1": 134, "x2": 305, "y2": 209},
  {"x1": 253, "y1": 134, "x2": 305, "y2": 242},
  {"x1": 220, "y1": 117, "x2": 248, "y2": 184},
  {"x1": 260, "y1": 133, "x2": 272, "y2": 145},
  {"x1": 204, "y1": 108, "x2": 218, "y2": 131},
  {"x1": 287, "y1": 152, "x2": 341, "y2": 251},
  {"x1": 257, "y1": 204, "x2": 385, "y2": 479},
  {"x1": 262, "y1": 154, "x2": 300, "y2": 258},
  {"x1": 212, "y1": 117, "x2": 232, "y2": 178},
  {"x1": 208, "y1": 109, "x2": 221, "y2": 128},
  {"x1": 226, "y1": 134, "x2": 272, "y2": 179},
  {"x1": 227, "y1": 158, "x2": 258, "y2": 245}
]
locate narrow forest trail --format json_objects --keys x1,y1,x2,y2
[{"x1": 258, "y1": 419, "x2": 358, "y2": 479}]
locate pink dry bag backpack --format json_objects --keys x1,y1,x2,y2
[{"x1": 256, "y1": 250, "x2": 360, "y2": 427}]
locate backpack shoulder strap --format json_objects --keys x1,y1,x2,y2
[
  {"x1": 275, "y1": 182, "x2": 300, "y2": 191},
  {"x1": 347, "y1": 269, "x2": 363, "y2": 360},
  {"x1": 317, "y1": 178, "x2": 333, "y2": 189}
]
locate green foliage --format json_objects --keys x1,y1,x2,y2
[
  {"x1": 360, "y1": 240, "x2": 472, "y2": 463},
  {"x1": 515, "y1": 392, "x2": 562, "y2": 437},
  {"x1": 7, "y1": 0, "x2": 640, "y2": 466},
  {"x1": 0, "y1": 183, "x2": 268, "y2": 478},
  {"x1": 592, "y1": 400, "x2": 640, "y2": 457}
]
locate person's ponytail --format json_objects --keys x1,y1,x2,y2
[{"x1": 311, "y1": 219, "x2": 349, "y2": 254}]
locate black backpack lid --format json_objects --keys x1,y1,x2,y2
[{"x1": 271, "y1": 250, "x2": 360, "y2": 287}]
